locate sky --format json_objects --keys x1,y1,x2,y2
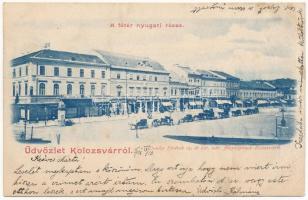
[{"x1": 5, "y1": 4, "x2": 300, "y2": 80}]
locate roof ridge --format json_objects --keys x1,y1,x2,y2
[
  {"x1": 31, "y1": 49, "x2": 45, "y2": 58},
  {"x1": 95, "y1": 49, "x2": 148, "y2": 61}
]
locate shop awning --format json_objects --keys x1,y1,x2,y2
[
  {"x1": 195, "y1": 101, "x2": 203, "y2": 106},
  {"x1": 216, "y1": 100, "x2": 232, "y2": 105},
  {"x1": 203, "y1": 105, "x2": 211, "y2": 111},
  {"x1": 188, "y1": 102, "x2": 196, "y2": 106},
  {"x1": 257, "y1": 100, "x2": 269, "y2": 105},
  {"x1": 62, "y1": 98, "x2": 93, "y2": 107},
  {"x1": 257, "y1": 100, "x2": 269, "y2": 104},
  {"x1": 235, "y1": 100, "x2": 243, "y2": 105},
  {"x1": 161, "y1": 102, "x2": 173, "y2": 107}
]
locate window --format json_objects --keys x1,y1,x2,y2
[
  {"x1": 116, "y1": 86, "x2": 122, "y2": 97},
  {"x1": 80, "y1": 69, "x2": 84, "y2": 77},
  {"x1": 19, "y1": 68, "x2": 22, "y2": 77},
  {"x1": 25, "y1": 66, "x2": 28, "y2": 76},
  {"x1": 149, "y1": 76, "x2": 152, "y2": 81},
  {"x1": 143, "y1": 75, "x2": 146, "y2": 81},
  {"x1": 12, "y1": 83, "x2": 15, "y2": 96},
  {"x1": 149, "y1": 88, "x2": 153, "y2": 96},
  {"x1": 143, "y1": 87, "x2": 147, "y2": 95},
  {"x1": 30, "y1": 86, "x2": 33, "y2": 96},
  {"x1": 101, "y1": 71, "x2": 105, "y2": 79},
  {"x1": 91, "y1": 85, "x2": 95, "y2": 96},
  {"x1": 91, "y1": 70, "x2": 95, "y2": 78},
  {"x1": 53, "y1": 84, "x2": 59, "y2": 95},
  {"x1": 67, "y1": 68, "x2": 72, "y2": 77},
  {"x1": 129, "y1": 74, "x2": 133, "y2": 80},
  {"x1": 13, "y1": 69, "x2": 16, "y2": 78},
  {"x1": 80, "y1": 85, "x2": 85, "y2": 96},
  {"x1": 181, "y1": 89, "x2": 184, "y2": 96},
  {"x1": 18, "y1": 83, "x2": 21, "y2": 95},
  {"x1": 136, "y1": 75, "x2": 140, "y2": 81},
  {"x1": 136, "y1": 87, "x2": 141, "y2": 96},
  {"x1": 163, "y1": 88, "x2": 167, "y2": 96},
  {"x1": 101, "y1": 84, "x2": 106, "y2": 96},
  {"x1": 39, "y1": 83, "x2": 45, "y2": 95},
  {"x1": 54, "y1": 67, "x2": 59, "y2": 76},
  {"x1": 67, "y1": 84, "x2": 72, "y2": 95},
  {"x1": 25, "y1": 83, "x2": 28, "y2": 96},
  {"x1": 129, "y1": 87, "x2": 134, "y2": 96},
  {"x1": 155, "y1": 88, "x2": 159, "y2": 96},
  {"x1": 117, "y1": 73, "x2": 121, "y2": 79},
  {"x1": 154, "y1": 76, "x2": 157, "y2": 81},
  {"x1": 39, "y1": 66, "x2": 45, "y2": 75}
]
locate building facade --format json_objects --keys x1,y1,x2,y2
[
  {"x1": 174, "y1": 65, "x2": 240, "y2": 99},
  {"x1": 239, "y1": 81, "x2": 278, "y2": 100},
  {"x1": 11, "y1": 49, "x2": 110, "y2": 121},
  {"x1": 95, "y1": 50, "x2": 170, "y2": 114},
  {"x1": 11, "y1": 48, "x2": 293, "y2": 123}
]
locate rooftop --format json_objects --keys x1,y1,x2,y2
[
  {"x1": 210, "y1": 70, "x2": 240, "y2": 81},
  {"x1": 12, "y1": 49, "x2": 107, "y2": 67},
  {"x1": 240, "y1": 80, "x2": 276, "y2": 91},
  {"x1": 95, "y1": 50, "x2": 167, "y2": 73}
]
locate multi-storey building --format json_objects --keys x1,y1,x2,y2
[
  {"x1": 207, "y1": 71, "x2": 240, "y2": 98},
  {"x1": 11, "y1": 48, "x2": 289, "y2": 123},
  {"x1": 169, "y1": 72, "x2": 189, "y2": 110},
  {"x1": 95, "y1": 50, "x2": 170, "y2": 114},
  {"x1": 11, "y1": 49, "x2": 110, "y2": 121},
  {"x1": 198, "y1": 70, "x2": 228, "y2": 98},
  {"x1": 174, "y1": 64, "x2": 240, "y2": 99},
  {"x1": 239, "y1": 80, "x2": 278, "y2": 100}
]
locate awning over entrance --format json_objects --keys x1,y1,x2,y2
[{"x1": 62, "y1": 98, "x2": 93, "y2": 107}]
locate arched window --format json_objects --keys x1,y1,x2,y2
[
  {"x1": 80, "y1": 84, "x2": 85, "y2": 96},
  {"x1": 53, "y1": 84, "x2": 59, "y2": 96},
  {"x1": 39, "y1": 83, "x2": 45, "y2": 95},
  {"x1": 91, "y1": 85, "x2": 95, "y2": 96},
  {"x1": 67, "y1": 84, "x2": 72, "y2": 95},
  {"x1": 30, "y1": 86, "x2": 33, "y2": 96}
]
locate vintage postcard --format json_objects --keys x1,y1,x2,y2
[{"x1": 3, "y1": 3, "x2": 305, "y2": 197}]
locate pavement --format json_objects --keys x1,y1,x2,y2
[{"x1": 12, "y1": 107, "x2": 296, "y2": 145}]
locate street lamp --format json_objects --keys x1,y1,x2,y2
[
  {"x1": 23, "y1": 105, "x2": 27, "y2": 141},
  {"x1": 44, "y1": 106, "x2": 48, "y2": 126},
  {"x1": 280, "y1": 107, "x2": 286, "y2": 127}
]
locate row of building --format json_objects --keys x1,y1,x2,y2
[{"x1": 11, "y1": 48, "x2": 296, "y2": 122}]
